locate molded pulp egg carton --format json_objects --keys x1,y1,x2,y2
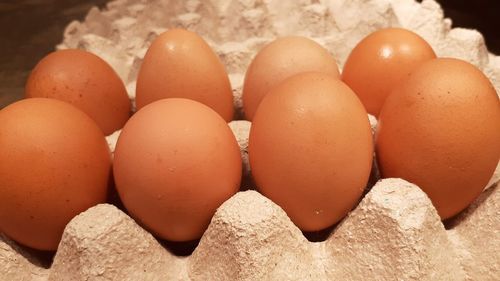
[{"x1": 1, "y1": 0, "x2": 500, "y2": 280}]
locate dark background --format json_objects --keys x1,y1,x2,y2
[{"x1": 0, "y1": 0, "x2": 499, "y2": 109}]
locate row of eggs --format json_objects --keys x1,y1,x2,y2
[{"x1": 0, "y1": 28, "x2": 499, "y2": 251}]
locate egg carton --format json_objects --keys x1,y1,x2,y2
[
  {"x1": 2, "y1": 118, "x2": 500, "y2": 280},
  {"x1": 2, "y1": 163, "x2": 499, "y2": 280},
  {"x1": 2, "y1": 0, "x2": 500, "y2": 280}
]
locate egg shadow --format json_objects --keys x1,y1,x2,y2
[
  {"x1": 160, "y1": 238, "x2": 200, "y2": 256},
  {"x1": 442, "y1": 183, "x2": 497, "y2": 230},
  {"x1": 0, "y1": 233, "x2": 56, "y2": 269},
  {"x1": 106, "y1": 167, "x2": 127, "y2": 212},
  {"x1": 302, "y1": 223, "x2": 338, "y2": 242},
  {"x1": 29, "y1": 248, "x2": 56, "y2": 268},
  {"x1": 240, "y1": 171, "x2": 257, "y2": 191}
]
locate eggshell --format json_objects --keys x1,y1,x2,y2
[
  {"x1": 242, "y1": 36, "x2": 340, "y2": 120},
  {"x1": 376, "y1": 58, "x2": 500, "y2": 219},
  {"x1": 342, "y1": 28, "x2": 436, "y2": 116},
  {"x1": 249, "y1": 72, "x2": 373, "y2": 231},
  {"x1": 135, "y1": 29, "x2": 234, "y2": 121},
  {"x1": 0, "y1": 98, "x2": 111, "y2": 251},
  {"x1": 25, "y1": 49, "x2": 131, "y2": 135},
  {"x1": 113, "y1": 98, "x2": 242, "y2": 241}
]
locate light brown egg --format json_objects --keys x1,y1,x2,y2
[
  {"x1": 135, "y1": 29, "x2": 234, "y2": 121},
  {"x1": 113, "y1": 98, "x2": 241, "y2": 241},
  {"x1": 25, "y1": 49, "x2": 131, "y2": 135},
  {"x1": 242, "y1": 36, "x2": 340, "y2": 120},
  {"x1": 342, "y1": 28, "x2": 436, "y2": 116},
  {"x1": 376, "y1": 58, "x2": 500, "y2": 219},
  {"x1": 249, "y1": 72, "x2": 373, "y2": 231},
  {"x1": 0, "y1": 98, "x2": 111, "y2": 251}
]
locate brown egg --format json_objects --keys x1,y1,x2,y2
[
  {"x1": 376, "y1": 58, "x2": 500, "y2": 219},
  {"x1": 242, "y1": 36, "x2": 340, "y2": 120},
  {"x1": 342, "y1": 28, "x2": 436, "y2": 116},
  {"x1": 136, "y1": 29, "x2": 234, "y2": 121},
  {"x1": 249, "y1": 72, "x2": 373, "y2": 231},
  {"x1": 25, "y1": 49, "x2": 131, "y2": 135},
  {"x1": 113, "y1": 98, "x2": 241, "y2": 241},
  {"x1": 0, "y1": 98, "x2": 111, "y2": 250}
]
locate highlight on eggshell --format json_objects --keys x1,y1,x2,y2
[
  {"x1": 342, "y1": 27, "x2": 436, "y2": 117},
  {"x1": 112, "y1": 98, "x2": 242, "y2": 242},
  {"x1": 0, "y1": 98, "x2": 111, "y2": 251},
  {"x1": 249, "y1": 72, "x2": 373, "y2": 232},
  {"x1": 375, "y1": 57, "x2": 500, "y2": 220},
  {"x1": 135, "y1": 28, "x2": 234, "y2": 122},
  {"x1": 25, "y1": 49, "x2": 131, "y2": 136},
  {"x1": 242, "y1": 36, "x2": 340, "y2": 121}
]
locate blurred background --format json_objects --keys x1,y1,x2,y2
[{"x1": 0, "y1": 0, "x2": 499, "y2": 109}]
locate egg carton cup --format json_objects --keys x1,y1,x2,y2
[
  {"x1": 2, "y1": 0, "x2": 500, "y2": 280},
  {"x1": 2, "y1": 116, "x2": 500, "y2": 280},
  {"x1": 2, "y1": 163, "x2": 499, "y2": 280}
]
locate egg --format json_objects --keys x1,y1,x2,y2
[
  {"x1": 342, "y1": 27, "x2": 436, "y2": 116},
  {"x1": 113, "y1": 98, "x2": 242, "y2": 241},
  {"x1": 249, "y1": 72, "x2": 373, "y2": 231},
  {"x1": 376, "y1": 58, "x2": 500, "y2": 219},
  {"x1": 25, "y1": 49, "x2": 131, "y2": 135},
  {"x1": 242, "y1": 36, "x2": 340, "y2": 120},
  {"x1": 0, "y1": 98, "x2": 111, "y2": 250},
  {"x1": 135, "y1": 29, "x2": 234, "y2": 121}
]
